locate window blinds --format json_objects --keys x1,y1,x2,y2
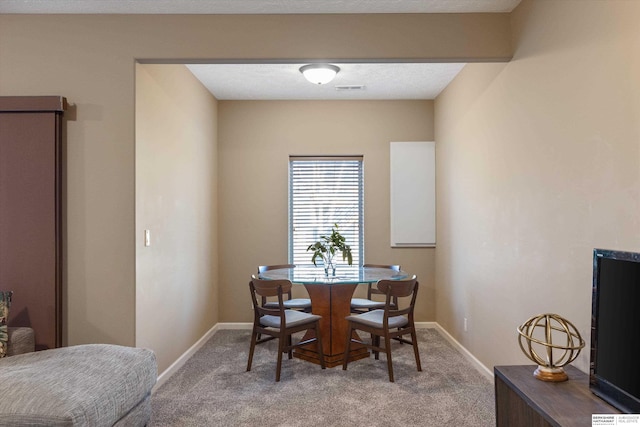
[{"x1": 289, "y1": 156, "x2": 364, "y2": 267}]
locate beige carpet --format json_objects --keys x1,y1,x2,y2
[{"x1": 150, "y1": 328, "x2": 495, "y2": 426}]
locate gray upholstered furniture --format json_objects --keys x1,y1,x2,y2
[
  {"x1": 0, "y1": 327, "x2": 157, "y2": 426},
  {"x1": 6, "y1": 327, "x2": 35, "y2": 357}
]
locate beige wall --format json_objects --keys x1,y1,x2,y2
[
  {"x1": 135, "y1": 64, "x2": 218, "y2": 372},
  {"x1": 435, "y1": 0, "x2": 640, "y2": 372},
  {"x1": 218, "y1": 100, "x2": 436, "y2": 322},
  {"x1": 4, "y1": 2, "x2": 638, "y2": 377},
  {"x1": 0, "y1": 12, "x2": 511, "y2": 370}
]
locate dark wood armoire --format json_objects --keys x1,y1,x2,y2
[{"x1": 0, "y1": 96, "x2": 66, "y2": 350}]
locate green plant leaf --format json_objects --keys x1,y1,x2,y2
[{"x1": 306, "y1": 223, "x2": 353, "y2": 266}]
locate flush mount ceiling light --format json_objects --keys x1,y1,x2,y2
[{"x1": 299, "y1": 64, "x2": 340, "y2": 85}]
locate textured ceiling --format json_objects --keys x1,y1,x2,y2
[
  {"x1": 187, "y1": 63, "x2": 467, "y2": 100},
  {"x1": 1, "y1": 0, "x2": 521, "y2": 100}
]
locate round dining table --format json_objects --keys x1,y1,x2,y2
[{"x1": 259, "y1": 265, "x2": 409, "y2": 368}]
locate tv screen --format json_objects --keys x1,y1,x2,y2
[{"x1": 591, "y1": 248, "x2": 640, "y2": 413}]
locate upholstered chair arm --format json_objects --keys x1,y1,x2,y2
[{"x1": 6, "y1": 326, "x2": 35, "y2": 356}]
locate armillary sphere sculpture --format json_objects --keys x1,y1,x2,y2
[{"x1": 517, "y1": 313, "x2": 585, "y2": 382}]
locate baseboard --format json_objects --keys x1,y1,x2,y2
[
  {"x1": 414, "y1": 321, "x2": 438, "y2": 329},
  {"x1": 217, "y1": 322, "x2": 253, "y2": 330},
  {"x1": 153, "y1": 323, "x2": 221, "y2": 392},
  {"x1": 431, "y1": 323, "x2": 493, "y2": 380},
  {"x1": 154, "y1": 321, "x2": 492, "y2": 391}
]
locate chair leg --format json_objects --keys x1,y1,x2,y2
[
  {"x1": 342, "y1": 322, "x2": 353, "y2": 371},
  {"x1": 276, "y1": 332, "x2": 286, "y2": 382},
  {"x1": 315, "y1": 321, "x2": 326, "y2": 369},
  {"x1": 247, "y1": 327, "x2": 258, "y2": 372},
  {"x1": 287, "y1": 335, "x2": 293, "y2": 359},
  {"x1": 384, "y1": 330, "x2": 394, "y2": 382},
  {"x1": 410, "y1": 327, "x2": 422, "y2": 371},
  {"x1": 373, "y1": 334, "x2": 380, "y2": 360}
]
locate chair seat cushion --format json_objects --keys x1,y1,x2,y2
[
  {"x1": 350, "y1": 298, "x2": 386, "y2": 309},
  {"x1": 264, "y1": 298, "x2": 312, "y2": 310},
  {"x1": 346, "y1": 309, "x2": 408, "y2": 329},
  {"x1": 261, "y1": 310, "x2": 321, "y2": 329},
  {"x1": 0, "y1": 344, "x2": 157, "y2": 427}
]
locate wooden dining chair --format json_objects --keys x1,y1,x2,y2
[
  {"x1": 247, "y1": 277, "x2": 326, "y2": 381},
  {"x1": 343, "y1": 275, "x2": 421, "y2": 382},
  {"x1": 350, "y1": 264, "x2": 401, "y2": 314},
  {"x1": 257, "y1": 265, "x2": 312, "y2": 312}
]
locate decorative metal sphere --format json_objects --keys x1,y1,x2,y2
[{"x1": 517, "y1": 313, "x2": 585, "y2": 382}]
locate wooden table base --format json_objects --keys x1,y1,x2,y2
[
  {"x1": 293, "y1": 282, "x2": 370, "y2": 368},
  {"x1": 294, "y1": 330, "x2": 369, "y2": 368}
]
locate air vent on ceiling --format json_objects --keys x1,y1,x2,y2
[{"x1": 334, "y1": 85, "x2": 366, "y2": 91}]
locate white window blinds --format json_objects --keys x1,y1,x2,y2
[{"x1": 289, "y1": 156, "x2": 364, "y2": 267}]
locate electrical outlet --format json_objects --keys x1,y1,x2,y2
[{"x1": 464, "y1": 317, "x2": 468, "y2": 332}]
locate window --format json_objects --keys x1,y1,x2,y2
[{"x1": 289, "y1": 156, "x2": 364, "y2": 267}]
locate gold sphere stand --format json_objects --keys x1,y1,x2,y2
[
  {"x1": 517, "y1": 313, "x2": 585, "y2": 382},
  {"x1": 533, "y1": 365, "x2": 568, "y2": 382}
]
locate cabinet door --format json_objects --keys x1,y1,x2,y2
[{"x1": 0, "y1": 97, "x2": 65, "y2": 350}]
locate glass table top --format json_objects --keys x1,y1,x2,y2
[{"x1": 258, "y1": 265, "x2": 409, "y2": 284}]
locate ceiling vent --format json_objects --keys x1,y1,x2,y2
[{"x1": 334, "y1": 85, "x2": 366, "y2": 91}]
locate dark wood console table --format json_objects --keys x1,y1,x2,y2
[{"x1": 495, "y1": 365, "x2": 620, "y2": 426}]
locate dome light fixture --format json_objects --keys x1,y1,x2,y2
[{"x1": 299, "y1": 64, "x2": 340, "y2": 85}]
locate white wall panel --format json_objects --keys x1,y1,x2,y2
[{"x1": 390, "y1": 141, "x2": 436, "y2": 247}]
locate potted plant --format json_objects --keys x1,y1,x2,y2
[{"x1": 307, "y1": 223, "x2": 353, "y2": 275}]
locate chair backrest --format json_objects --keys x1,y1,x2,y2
[
  {"x1": 249, "y1": 277, "x2": 293, "y2": 315},
  {"x1": 363, "y1": 264, "x2": 401, "y2": 298},
  {"x1": 257, "y1": 264, "x2": 295, "y2": 273},
  {"x1": 250, "y1": 276, "x2": 292, "y2": 297},
  {"x1": 376, "y1": 275, "x2": 418, "y2": 317},
  {"x1": 256, "y1": 266, "x2": 295, "y2": 305},
  {"x1": 363, "y1": 264, "x2": 401, "y2": 271}
]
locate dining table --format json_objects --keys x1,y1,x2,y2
[{"x1": 258, "y1": 265, "x2": 409, "y2": 368}]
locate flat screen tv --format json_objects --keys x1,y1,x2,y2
[{"x1": 591, "y1": 248, "x2": 640, "y2": 413}]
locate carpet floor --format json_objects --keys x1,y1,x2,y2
[{"x1": 150, "y1": 328, "x2": 495, "y2": 426}]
